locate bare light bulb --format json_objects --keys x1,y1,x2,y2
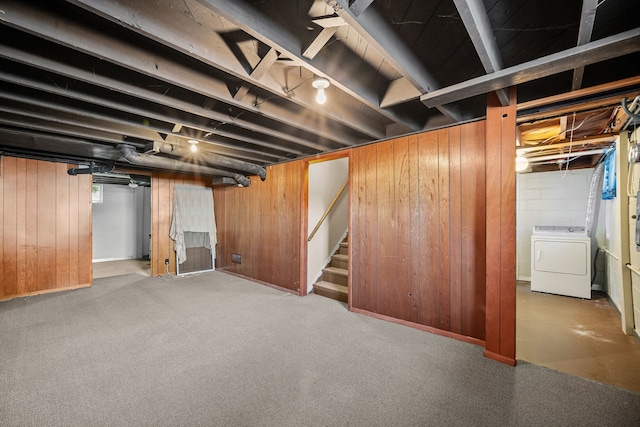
[
  {"x1": 312, "y1": 77, "x2": 330, "y2": 105},
  {"x1": 190, "y1": 143, "x2": 197, "y2": 152},
  {"x1": 316, "y1": 88, "x2": 327, "y2": 104}
]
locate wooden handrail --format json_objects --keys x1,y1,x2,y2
[{"x1": 308, "y1": 180, "x2": 348, "y2": 241}]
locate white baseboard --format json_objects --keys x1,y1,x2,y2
[{"x1": 517, "y1": 275, "x2": 531, "y2": 282}]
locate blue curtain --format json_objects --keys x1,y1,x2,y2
[{"x1": 602, "y1": 149, "x2": 616, "y2": 200}]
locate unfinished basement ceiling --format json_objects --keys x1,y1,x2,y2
[{"x1": 0, "y1": 0, "x2": 638, "y2": 179}]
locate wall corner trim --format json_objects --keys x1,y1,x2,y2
[{"x1": 483, "y1": 350, "x2": 517, "y2": 366}]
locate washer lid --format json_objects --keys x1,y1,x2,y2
[{"x1": 532, "y1": 225, "x2": 587, "y2": 235}]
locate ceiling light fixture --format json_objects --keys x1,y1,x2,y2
[
  {"x1": 128, "y1": 179, "x2": 139, "y2": 188},
  {"x1": 312, "y1": 77, "x2": 330, "y2": 105},
  {"x1": 188, "y1": 139, "x2": 199, "y2": 152}
]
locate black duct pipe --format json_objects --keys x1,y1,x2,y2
[
  {"x1": 119, "y1": 145, "x2": 251, "y2": 187},
  {"x1": 622, "y1": 96, "x2": 640, "y2": 121},
  {"x1": 67, "y1": 164, "x2": 114, "y2": 175},
  {"x1": 157, "y1": 142, "x2": 267, "y2": 181}
]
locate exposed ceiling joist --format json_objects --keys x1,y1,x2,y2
[
  {"x1": 1, "y1": 0, "x2": 372, "y2": 148},
  {"x1": 327, "y1": 0, "x2": 461, "y2": 122},
  {"x1": 0, "y1": 111, "x2": 280, "y2": 163},
  {"x1": 0, "y1": 90, "x2": 164, "y2": 142},
  {"x1": 517, "y1": 76, "x2": 640, "y2": 112},
  {"x1": 0, "y1": 0, "x2": 636, "y2": 174},
  {"x1": 453, "y1": 0, "x2": 509, "y2": 106},
  {"x1": 0, "y1": 113, "x2": 129, "y2": 146},
  {"x1": 0, "y1": 127, "x2": 125, "y2": 162},
  {"x1": 196, "y1": 0, "x2": 419, "y2": 133},
  {"x1": 518, "y1": 134, "x2": 617, "y2": 153},
  {"x1": 0, "y1": 69, "x2": 303, "y2": 157},
  {"x1": 0, "y1": 47, "x2": 322, "y2": 155},
  {"x1": 421, "y1": 27, "x2": 640, "y2": 108},
  {"x1": 572, "y1": 0, "x2": 599, "y2": 90},
  {"x1": 349, "y1": 0, "x2": 374, "y2": 17},
  {"x1": 65, "y1": 0, "x2": 380, "y2": 141}
]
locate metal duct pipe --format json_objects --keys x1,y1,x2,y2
[
  {"x1": 67, "y1": 164, "x2": 114, "y2": 175},
  {"x1": 155, "y1": 142, "x2": 267, "y2": 181},
  {"x1": 622, "y1": 96, "x2": 640, "y2": 121},
  {"x1": 621, "y1": 96, "x2": 640, "y2": 131},
  {"x1": 119, "y1": 145, "x2": 250, "y2": 187}
]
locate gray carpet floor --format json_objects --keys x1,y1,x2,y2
[{"x1": 1, "y1": 271, "x2": 639, "y2": 427}]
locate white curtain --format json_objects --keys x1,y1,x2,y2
[{"x1": 169, "y1": 185, "x2": 217, "y2": 264}]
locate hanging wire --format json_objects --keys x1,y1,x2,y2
[
  {"x1": 561, "y1": 112, "x2": 577, "y2": 177},
  {"x1": 533, "y1": 110, "x2": 600, "y2": 146}
]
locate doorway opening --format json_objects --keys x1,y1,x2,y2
[
  {"x1": 306, "y1": 155, "x2": 349, "y2": 303},
  {"x1": 515, "y1": 131, "x2": 640, "y2": 394},
  {"x1": 91, "y1": 172, "x2": 152, "y2": 279}
]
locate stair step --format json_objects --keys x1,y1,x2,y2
[
  {"x1": 331, "y1": 254, "x2": 348, "y2": 270},
  {"x1": 322, "y1": 266, "x2": 348, "y2": 286},
  {"x1": 323, "y1": 266, "x2": 348, "y2": 277},
  {"x1": 338, "y1": 242, "x2": 349, "y2": 255},
  {"x1": 313, "y1": 281, "x2": 348, "y2": 303}
]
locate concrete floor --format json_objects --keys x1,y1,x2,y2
[
  {"x1": 517, "y1": 281, "x2": 640, "y2": 394},
  {"x1": 92, "y1": 259, "x2": 151, "y2": 279}
]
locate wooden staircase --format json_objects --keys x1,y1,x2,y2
[{"x1": 313, "y1": 237, "x2": 348, "y2": 303}]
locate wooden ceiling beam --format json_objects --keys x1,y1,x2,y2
[
  {"x1": 517, "y1": 75, "x2": 640, "y2": 111},
  {"x1": 0, "y1": 47, "x2": 316, "y2": 154},
  {"x1": 0, "y1": 0, "x2": 366, "y2": 147},
  {"x1": 197, "y1": 0, "x2": 420, "y2": 132},
  {"x1": 349, "y1": 0, "x2": 374, "y2": 17},
  {"x1": 453, "y1": 0, "x2": 509, "y2": 106},
  {"x1": 518, "y1": 134, "x2": 617, "y2": 153},
  {"x1": 64, "y1": 0, "x2": 384, "y2": 140},
  {"x1": 517, "y1": 91, "x2": 640, "y2": 123},
  {"x1": 572, "y1": 0, "x2": 599, "y2": 90},
  {"x1": 421, "y1": 27, "x2": 640, "y2": 108},
  {"x1": 327, "y1": 0, "x2": 462, "y2": 122}
]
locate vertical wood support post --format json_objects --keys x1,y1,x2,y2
[
  {"x1": 615, "y1": 133, "x2": 634, "y2": 334},
  {"x1": 484, "y1": 88, "x2": 517, "y2": 365}
]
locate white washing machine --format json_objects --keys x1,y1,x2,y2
[{"x1": 531, "y1": 226, "x2": 591, "y2": 299}]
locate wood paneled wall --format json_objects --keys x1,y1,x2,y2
[
  {"x1": 150, "y1": 171, "x2": 210, "y2": 276},
  {"x1": 0, "y1": 157, "x2": 92, "y2": 299},
  {"x1": 213, "y1": 161, "x2": 305, "y2": 293},
  {"x1": 350, "y1": 122, "x2": 487, "y2": 341}
]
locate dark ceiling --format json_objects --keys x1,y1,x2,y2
[{"x1": 0, "y1": 0, "x2": 638, "y2": 182}]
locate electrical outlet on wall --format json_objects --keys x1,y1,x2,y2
[{"x1": 164, "y1": 258, "x2": 169, "y2": 265}]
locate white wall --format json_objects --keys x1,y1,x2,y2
[
  {"x1": 516, "y1": 168, "x2": 604, "y2": 281},
  {"x1": 93, "y1": 184, "x2": 150, "y2": 262},
  {"x1": 307, "y1": 158, "x2": 349, "y2": 293}
]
